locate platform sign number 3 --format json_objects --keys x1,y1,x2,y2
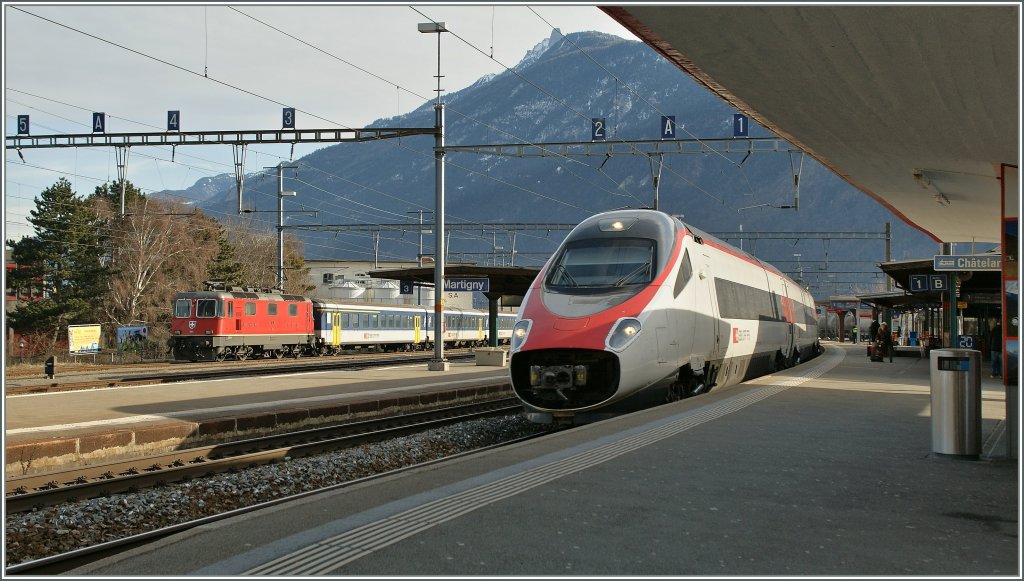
[{"x1": 733, "y1": 113, "x2": 748, "y2": 137}]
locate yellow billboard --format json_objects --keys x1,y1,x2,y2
[{"x1": 68, "y1": 324, "x2": 102, "y2": 354}]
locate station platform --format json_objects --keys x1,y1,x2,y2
[
  {"x1": 4, "y1": 359, "x2": 513, "y2": 476},
  {"x1": 69, "y1": 343, "x2": 1019, "y2": 576}
]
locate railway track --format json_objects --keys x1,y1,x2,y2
[
  {"x1": 5, "y1": 403, "x2": 553, "y2": 576},
  {"x1": 5, "y1": 397, "x2": 521, "y2": 513},
  {"x1": 4, "y1": 350, "x2": 478, "y2": 395}
]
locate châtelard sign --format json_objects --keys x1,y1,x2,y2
[{"x1": 933, "y1": 255, "x2": 1002, "y2": 271}]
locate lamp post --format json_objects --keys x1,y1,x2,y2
[{"x1": 420, "y1": 21, "x2": 449, "y2": 372}]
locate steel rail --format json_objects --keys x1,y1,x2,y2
[
  {"x1": 4, "y1": 350, "x2": 477, "y2": 395},
  {"x1": 6, "y1": 397, "x2": 520, "y2": 513}
]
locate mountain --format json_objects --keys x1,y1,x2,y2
[{"x1": 153, "y1": 30, "x2": 943, "y2": 299}]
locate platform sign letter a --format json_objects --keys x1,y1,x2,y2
[
  {"x1": 591, "y1": 118, "x2": 606, "y2": 141},
  {"x1": 93, "y1": 112, "x2": 105, "y2": 133},
  {"x1": 17, "y1": 115, "x2": 29, "y2": 135},
  {"x1": 167, "y1": 110, "x2": 180, "y2": 131},
  {"x1": 283, "y1": 108, "x2": 296, "y2": 129},
  {"x1": 661, "y1": 116, "x2": 676, "y2": 139},
  {"x1": 733, "y1": 113, "x2": 748, "y2": 137}
]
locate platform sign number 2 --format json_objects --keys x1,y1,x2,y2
[{"x1": 591, "y1": 118, "x2": 606, "y2": 141}]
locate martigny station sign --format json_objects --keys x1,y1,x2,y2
[{"x1": 933, "y1": 254, "x2": 1002, "y2": 271}]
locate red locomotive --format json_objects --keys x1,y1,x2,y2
[{"x1": 170, "y1": 287, "x2": 314, "y2": 362}]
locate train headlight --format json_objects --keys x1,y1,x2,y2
[
  {"x1": 511, "y1": 320, "x2": 532, "y2": 352},
  {"x1": 606, "y1": 318, "x2": 642, "y2": 351}
]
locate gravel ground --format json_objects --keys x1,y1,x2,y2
[{"x1": 5, "y1": 415, "x2": 553, "y2": 568}]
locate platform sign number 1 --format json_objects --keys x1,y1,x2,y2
[
  {"x1": 591, "y1": 118, "x2": 606, "y2": 141},
  {"x1": 733, "y1": 113, "x2": 748, "y2": 137}
]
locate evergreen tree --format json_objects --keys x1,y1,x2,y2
[
  {"x1": 7, "y1": 178, "x2": 107, "y2": 343},
  {"x1": 206, "y1": 227, "x2": 245, "y2": 287},
  {"x1": 92, "y1": 179, "x2": 146, "y2": 210}
]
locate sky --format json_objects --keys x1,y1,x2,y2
[{"x1": 2, "y1": 2, "x2": 639, "y2": 243}]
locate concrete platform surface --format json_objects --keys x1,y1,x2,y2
[
  {"x1": 5, "y1": 360, "x2": 511, "y2": 476},
  {"x1": 69, "y1": 343, "x2": 1019, "y2": 576}
]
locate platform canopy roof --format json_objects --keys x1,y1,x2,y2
[
  {"x1": 603, "y1": 5, "x2": 1018, "y2": 244},
  {"x1": 369, "y1": 265, "x2": 541, "y2": 300}
]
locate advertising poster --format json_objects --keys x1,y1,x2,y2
[
  {"x1": 117, "y1": 325, "x2": 149, "y2": 351},
  {"x1": 68, "y1": 324, "x2": 102, "y2": 354}
]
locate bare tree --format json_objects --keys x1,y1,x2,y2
[
  {"x1": 222, "y1": 214, "x2": 309, "y2": 294},
  {"x1": 97, "y1": 197, "x2": 217, "y2": 326}
]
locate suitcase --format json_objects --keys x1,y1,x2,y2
[{"x1": 870, "y1": 340, "x2": 884, "y2": 362}]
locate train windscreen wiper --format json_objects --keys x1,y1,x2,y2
[{"x1": 612, "y1": 263, "x2": 651, "y2": 287}]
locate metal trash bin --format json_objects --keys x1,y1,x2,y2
[{"x1": 929, "y1": 348, "x2": 982, "y2": 458}]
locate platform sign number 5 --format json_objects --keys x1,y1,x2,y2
[
  {"x1": 17, "y1": 115, "x2": 29, "y2": 135},
  {"x1": 592, "y1": 118, "x2": 606, "y2": 141},
  {"x1": 733, "y1": 113, "x2": 748, "y2": 137}
]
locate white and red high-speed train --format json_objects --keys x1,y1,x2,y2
[{"x1": 509, "y1": 209, "x2": 821, "y2": 424}]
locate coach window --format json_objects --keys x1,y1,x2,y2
[
  {"x1": 268, "y1": 303, "x2": 278, "y2": 316},
  {"x1": 174, "y1": 299, "x2": 191, "y2": 318},
  {"x1": 370, "y1": 313, "x2": 378, "y2": 328},
  {"x1": 227, "y1": 302, "x2": 234, "y2": 318},
  {"x1": 289, "y1": 304, "x2": 298, "y2": 317},
  {"x1": 245, "y1": 302, "x2": 256, "y2": 316}
]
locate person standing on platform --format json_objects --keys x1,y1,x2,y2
[
  {"x1": 991, "y1": 321, "x2": 1003, "y2": 378},
  {"x1": 878, "y1": 322, "x2": 894, "y2": 362}
]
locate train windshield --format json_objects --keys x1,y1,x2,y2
[
  {"x1": 546, "y1": 238, "x2": 656, "y2": 293},
  {"x1": 174, "y1": 299, "x2": 191, "y2": 318},
  {"x1": 196, "y1": 299, "x2": 222, "y2": 318}
]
